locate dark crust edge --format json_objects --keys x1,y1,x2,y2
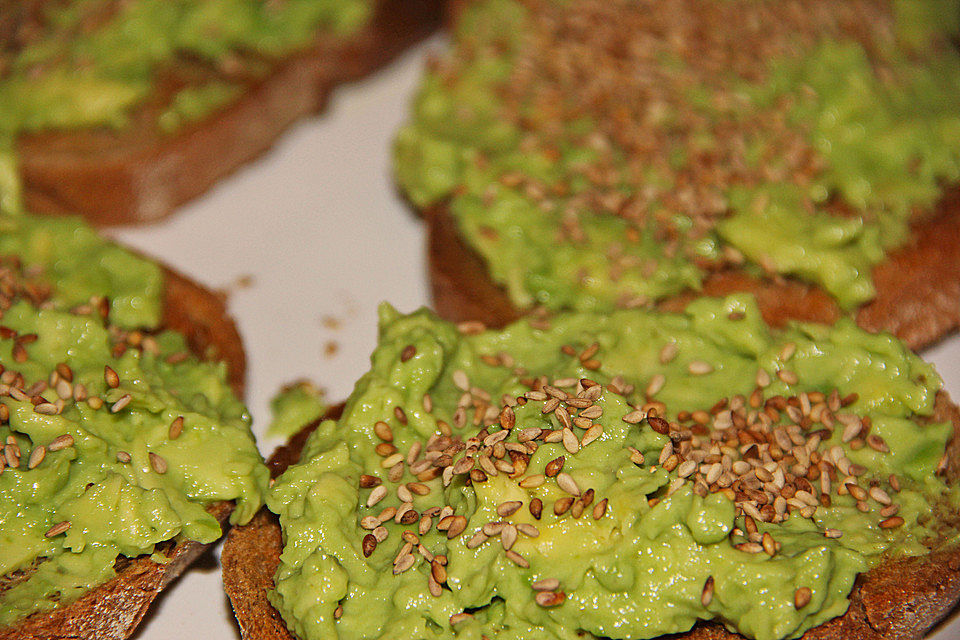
[
  {"x1": 0, "y1": 260, "x2": 248, "y2": 639},
  {"x1": 424, "y1": 190, "x2": 960, "y2": 352},
  {"x1": 17, "y1": 0, "x2": 444, "y2": 226},
  {"x1": 223, "y1": 396, "x2": 960, "y2": 640}
]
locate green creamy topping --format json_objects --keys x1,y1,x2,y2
[
  {"x1": 394, "y1": 0, "x2": 960, "y2": 311},
  {"x1": 269, "y1": 381, "x2": 328, "y2": 438},
  {"x1": 0, "y1": 215, "x2": 269, "y2": 625},
  {"x1": 268, "y1": 297, "x2": 957, "y2": 640},
  {"x1": 0, "y1": 0, "x2": 374, "y2": 212}
]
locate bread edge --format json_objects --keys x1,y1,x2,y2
[
  {"x1": 0, "y1": 258, "x2": 248, "y2": 639},
  {"x1": 221, "y1": 395, "x2": 960, "y2": 640},
  {"x1": 18, "y1": 0, "x2": 444, "y2": 226}
]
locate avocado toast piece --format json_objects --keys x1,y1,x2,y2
[
  {"x1": 223, "y1": 298, "x2": 960, "y2": 640},
  {"x1": 0, "y1": 213, "x2": 267, "y2": 638},
  {"x1": 5, "y1": 0, "x2": 443, "y2": 225},
  {"x1": 396, "y1": 0, "x2": 960, "y2": 350}
]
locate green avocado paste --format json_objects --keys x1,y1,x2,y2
[
  {"x1": 268, "y1": 296, "x2": 958, "y2": 640},
  {"x1": 0, "y1": 212, "x2": 269, "y2": 626},
  {"x1": 0, "y1": 0, "x2": 375, "y2": 212},
  {"x1": 395, "y1": 0, "x2": 960, "y2": 312}
]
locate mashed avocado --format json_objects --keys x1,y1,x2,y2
[
  {"x1": 0, "y1": 212, "x2": 269, "y2": 625},
  {"x1": 268, "y1": 296, "x2": 957, "y2": 640},
  {"x1": 394, "y1": 0, "x2": 960, "y2": 312}
]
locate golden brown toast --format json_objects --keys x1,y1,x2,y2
[
  {"x1": 425, "y1": 195, "x2": 960, "y2": 352},
  {"x1": 222, "y1": 396, "x2": 960, "y2": 640},
  {"x1": 16, "y1": 0, "x2": 443, "y2": 226},
  {"x1": 0, "y1": 257, "x2": 247, "y2": 640}
]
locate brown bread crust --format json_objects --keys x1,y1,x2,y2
[
  {"x1": 425, "y1": 192, "x2": 960, "y2": 351},
  {"x1": 0, "y1": 259, "x2": 247, "y2": 639},
  {"x1": 222, "y1": 397, "x2": 960, "y2": 640},
  {"x1": 17, "y1": 0, "x2": 443, "y2": 226}
]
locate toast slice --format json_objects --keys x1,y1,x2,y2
[
  {"x1": 222, "y1": 395, "x2": 960, "y2": 640},
  {"x1": 16, "y1": 0, "x2": 443, "y2": 226},
  {"x1": 426, "y1": 195, "x2": 960, "y2": 352},
  {"x1": 402, "y1": 0, "x2": 960, "y2": 350},
  {"x1": 0, "y1": 254, "x2": 248, "y2": 640}
]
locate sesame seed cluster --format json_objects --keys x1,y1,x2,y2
[{"x1": 270, "y1": 301, "x2": 952, "y2": 639}]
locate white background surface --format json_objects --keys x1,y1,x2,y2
[{"x1": 109, "y1": 38, "x2": 960, "y2": 640}]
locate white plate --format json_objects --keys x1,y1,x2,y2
[{"x1": 110, "y1": 37, "x2": 960, "y2": 640}]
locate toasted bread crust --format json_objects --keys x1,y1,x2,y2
[
  {"x1": 17, "y1": 0, "x2": 443, "y2": 226},
  {"x1": 425, "y1": 192, "x2": 960, "y2": 351},
  {"x1": 0, "y1": 259, "x2": 247, "y2": 639},
  {"x1": 222, "y1": 396, "x2": 960, "y2": 640}
]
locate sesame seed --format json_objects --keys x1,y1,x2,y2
[
  {"x1": 45, "y1": 521, "x2": 71, "y2": 537},
  {"x1": 645, "y1": 374, "x2": 665, "y2": 397},
  {"x1": 116, "y1": 451, "x2": 131, "y2": 463},
  {"x1": 659, "y1": 343, "x2": 678, "y2": 364},
  {"x1": 794, "y1": 587, "x2": 812, "y2": 610},
  {"x1": 168, "y1": 416, "x2": 184, "y2": 440},
  {"x1": 148, "y1": 452, "x2": 167, "y2": 474},
  {"x1": 381, "y1": 453, "x2": 404, "y2": 469},
  {"x1": 562, "y1": 429, "x2": 579, "y2": 454},
  {"x1": 362, "y1": 534, "x2": 377, "y2": 557},
  {"x1": 777, "y1": 369, "x2": 798, "y2": 385},
  {"x1": 367, "y1": 485, "x2": 387, "y2": 507},
  {"x1": 47, "y1": 434, "x2": 74, "y2": 452},
  {"x1": 374, "y1": 421, "x2": 393, "y2": 442},
  {"x1": 553, "y1": 497, "x2": 575, "y2": 516},
  {"x1": 688, "y1": 361, "x2": 713, "y2": 376},
  {"x1": 393, "y1": 554, "x2": 415, "y2": 575},
  {"x1": 701, "y1": 576, "x2": 714, "y2": 607},
  {"x1": 505, "y1": 550, "x2": 529, "y2": 568},
  {"x1": 27, "y1": 445, "x2": 45, "y2": 469},
  {"x1": 501, "y1": 524, "x2": 518, "y2": 550},
  {"x1": 110, "y1": 394, "x2": 132, "y2": 413},
  {"x1": 359, "y1": 474, "x2": 381, "y2": 488},
  {"x1": 466, "y1": 530, "x2": 489, "y2": 548},
  {"x1": 104, "y1": 366, "x2": 120, "y2": 389},
  {"x1": 497, "y1": 501, "x2": 523, "y2": 517},
  {"x1": 449, "y1": 613, "x2": 473, "y2": 625},
  {"x1": 33, "y1": 403, "x2": 59, "y2": 415},
  {"x1": 519, "y1": 474, "x2": 546, "y2": 489},
  {"x1": 581, "y1": 424, "x2": 603, "y2": 447},
  {"x1": 556, "y1": 473, "x2": 580, "y2": 496},
  {"x1": 879, "y1": 515, "x2": 904, "y2": 529},
  {"x1": 529, "y1": 498, "x2": 543, "y2": 520},
  {"x1": 532, "y1": 578, "x2": 560, "y2": 591},
  {"x1": 592, "y1": 498, "x2": 608, "y2": 520},
  {"x1": 545, "y1": 456, "x2": 565, "y2": 477},
  {"x1": 535, "y1": 590, "x2": 565, "y2": 606},
  {"x1": 823, "y1": 529, "x2": 843, "y2": 539},
  {"x1": 622, "y1": 409, "x2": 646, "y2": 424}
]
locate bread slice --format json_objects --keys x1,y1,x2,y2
[
  {"x1": 407, "y1": 0, "x2": 960, "y2": 351},
  {"x1": 0, "y1": 257, "x2": 247, "y2": 640},
  {"x1": 222, "y1": 394, "x2": 960, "y2": 640},
  {"x1": 16, "y1": 0, "x2": 443, "y2": 226},
  {"x1": 425, "y1": 196, "x2": 960, "y2": 352}
]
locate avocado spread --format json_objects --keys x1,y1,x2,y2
[
  {"x1": 0, "y1": 211, "x2": 269, "y2": 625},
  {"x1": 394, "y1": 0, "x2": 960, "y2": 312},
  {"x1": 268, "y1": 296, "x2": 957, "y2": 640},
  {"x1": 0, "y1": 0, "x2": 375, "y2": 211}
]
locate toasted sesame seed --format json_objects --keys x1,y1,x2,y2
[
  {"x1": 535, "y1": 590, "x2": 565, "y2": 607},
  {"x1": 110, "y1": 394, "x2": 132, "y2": 413},
  {"x1": 104, "y1": 366, "x2": 120, "y2": 389},
  {"x1": 516, "y1": 523, "x2": 539, "y2": 538},
  {"x1": 562, "y1": 429, "x2": 579, "y2": 454},
  {"x1": 148, "y1": 452, "x2": 167, "y2": 474},
  {"x1": 466, "y1": 530, "x2": 489, "y2": 549},
  {"x1": 168, "y1": 416, "x2": 184, "y2": 440},
  {"x1": 453, "y1": 370, "x2": 470, "y2": 391},
  {"x1": 622, "y1": 409, "x2": 646, "y2": 424},
  {"x1": 824, "y1": 529, "x2": 843, "y2": 539},
  {"x1": 592, "y1": 498, "x2": 608, "y2": 520},
  {"x1": 777, "y1": 369, "x2": 798, "y2": 385},
  {"x1": 367, "y1": 484, "x2": 387, "y2": 507},
  {"x1": 393, "y1": 554, "x2": 415, "y2": 575},
  {"x1": 580, "y1": 425, "x2": 603, "y2": 448},
  {"x1": 373, "y1": 526, "x2": 389, "y2": 543},
  {"x1": 447, "y1": 515, "x2": 468, "y2": 539},
  {"x1": 532, "y1": 578, "x2": 560, "y2": 591},
  {"x1": 360, "y1": 474, "x2": 382, "y2": 488},
  {"x1": 374, "y1": 421, "x2": 393, "y2": 442},
  {"x1": 449, "y1": 613, "x2": 473, "y2": 625},
  {"x1": 116, "y1": 451, "x2": 131, "y2": 463},
  {"x1": 554, "y1": 497, "x2": 575, "y2": 516},
  {"x1": 879, "y1": 515, "x2": 904, "y2": 529},
  {"x1": 47, "y1": 434, "x2": 74, "y2": 452},
  {"x1": 401, "y1": 345, "x2": 417, "y2": 362},
  {"x1": 688, "y1": 361, "x2": 713, "y2": 376},
  {"x1": 519, "y1": 474, "x2": 545, "y2": 489},
  {"x1": 362, "y1": 534, "x2": 377, "y2": 557},
  {"x1": 33, "y1": 403, "x2": 59, "y2": 416},
  {"x1": 381, "y1": 453, "x2": 404, "y2": 469},
  {"x1": 501, "y1": 524, "x2": 518, "y2": 550},
  {"x1": 645, "y1": 374, "x2": 666, "y2": 397},
  {"x1": 505, "y1": 550, "x2": 529, "y2": 568},
  {"x1": 794, "y1": 587, "x2": 812, "y2": 610},
  {"x1": 497, "y1": 501, "x2": 523, "y2": 517},
  {"x1": 556, "y1": 473, "x2": 580, "y2": 496},
  {"x1": 701, "y1": 576, "x2": 715, "y2": 607},
  {"x1": 529, "y1": 498, "x2": 543, "y2": 520},
  {"x1": 659, "y1": 343, "x2": 678, "y2": 364},
  {"x1": 545, "y1": 456, "x2": 565, "y2": 477},
  {"x1": 580, "y1": 405, "x2": 603, "y2": 420},
  {"x1": 27, "y1": 445, "x2": 45, "y2": 469},
  {"x1": 45, "y1": 521, "x2": 71, "y2": 537}
]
